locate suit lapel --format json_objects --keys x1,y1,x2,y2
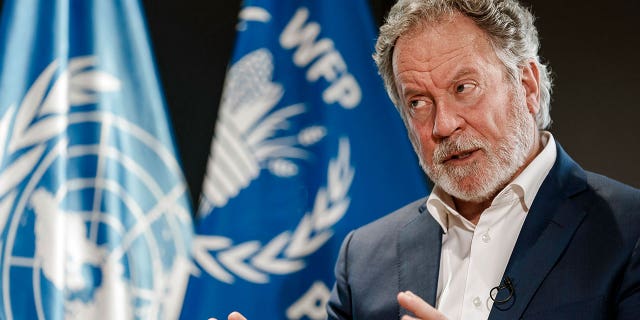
[
  {"x1": 489, "y1": 145, "x2": 589, "y2": 320},
  {"x1": 398, "y1": 203, "x2": 443, "y2": 317}
]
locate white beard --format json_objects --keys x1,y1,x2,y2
[{"x1": 415, "y1": 95, "x2": 537, "y2": 203}]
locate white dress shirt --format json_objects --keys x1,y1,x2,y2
[{"x1": 426, "y1": 132, "x2": 557, "y2": 320}]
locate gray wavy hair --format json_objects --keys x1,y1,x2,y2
[{"x1": 374, "y1": 0, "x2": 553, "y2": 130}]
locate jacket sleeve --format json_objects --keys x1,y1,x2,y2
[
  {"x1": 326, "y1": 231, "x2": 355, "y2": 320},
  {"x1": 617, "y1": 236, "x2": 640, "y2": 319}
]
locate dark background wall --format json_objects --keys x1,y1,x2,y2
[{"x1": 1, "y1": 0, "x2": 639, "y2": 204}]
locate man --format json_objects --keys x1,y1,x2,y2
[
  {"x1": 217, "y1": 1, "x2": 639, "y2": 319},
  {"x1": 326, "y1": 0, "x2": 640, "y2": 319}
]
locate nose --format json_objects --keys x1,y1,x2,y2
[{"x1": 432, "y1": 101, "x2": 463, "y2": 139}]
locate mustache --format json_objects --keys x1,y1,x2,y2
[{"x1": 433, "y1": 135, "x2": 486, "y2": 164}]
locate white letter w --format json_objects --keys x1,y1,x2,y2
[{"x1": 280, "y1": 7, "x2": 334, "y2": 67}]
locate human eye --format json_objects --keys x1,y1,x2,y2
[
  {"x1": 409, "y1": 99, "x2": 427, "y2": 109},
  {"x1": 405, "y1": 97, "x2": 433, "y2": 119},
  {"x1": 455, "y1": 82, "x2": 477, "y2": 94}
]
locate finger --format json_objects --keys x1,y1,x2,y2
[
  {"x1": 397, "y1": 291, "x2": 447, "y2": 320},
  {"x1": 228, "y1": 311, "x2": 248, "y2": 320}
]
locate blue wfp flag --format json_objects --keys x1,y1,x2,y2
[
  {"x1": 0, "y1": 0, "x2": 193, "y2": 319},
  {"x1": 183, "y1": 0, "x2": 429, "y2": 319}
]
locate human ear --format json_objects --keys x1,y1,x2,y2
[{"x1": 521, "y1": 60, "x2": 541, "y2": 115}]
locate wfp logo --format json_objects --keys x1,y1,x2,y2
[
  {"x1": 198, "y1": 48, "x2": 327, "y2": 213},
  {"x1": 195, "y1": 48, "x2": 354, "y2": 284},
  {"x1": 0, "y1": 57, "x2": 192, "y2": 319},
  {"x1": 194, "y1": 7, "x2": 355, "y2": 285}
]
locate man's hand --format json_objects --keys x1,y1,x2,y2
[
  {"x1": 209, "y1": 293, "x2": 445, "y2": 320},
  {"x1": 208, "y1": 311, "x2": 247, "y2": 320},
  {"x1": 227, "y1": 312, "x2": 247, "y2": 320},
  {"x1": 397, "y1": 291, "x2": 448, "y2": 320}
]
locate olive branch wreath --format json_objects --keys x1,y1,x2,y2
[
  {"x1": 0, "y1": 56, "x2": 120, "y2": 237},
  {"x1": 193, "y1": 138, "x2": 354, "y2": 284}
]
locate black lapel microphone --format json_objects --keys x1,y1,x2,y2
[{"x1": 489, "y1": 276, "x2": 515, "y2": 305}]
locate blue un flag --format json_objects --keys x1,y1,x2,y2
[
  {"x1": 182, "y1": 0, "x2": 430, "y2": 319},
  {"x1": 0, "y1": 0, "x2": 193, "y2": 319}
]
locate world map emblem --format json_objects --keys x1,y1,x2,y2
[{"x1": 0, "y1": 57, "x2": 193, "y2": 319}]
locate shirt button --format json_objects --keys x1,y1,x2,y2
[
  {"x1": 473, "y1": 296, "x2": 482, "y2": 308},
  {"x1": 481, "y1": 232, "x2": 491, "y2": 243}
]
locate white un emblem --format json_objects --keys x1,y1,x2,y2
[{"x1": 0, "y1": 57, "x2": 192, "y2": 319}]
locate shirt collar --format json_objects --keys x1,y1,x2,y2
[
  {"x1": 505, "y1": 131, "x2": 556, "y2": 211},
  {"x1": 426, "y1": 185, "x2": 461, "y2": 232},
  {"x1": 426, "y1": 131, "x2": 557, "y2": 232}
]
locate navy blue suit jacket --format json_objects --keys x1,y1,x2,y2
[{"x1": 327, "y1": 144, "x2": 640, "y2": 319}]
